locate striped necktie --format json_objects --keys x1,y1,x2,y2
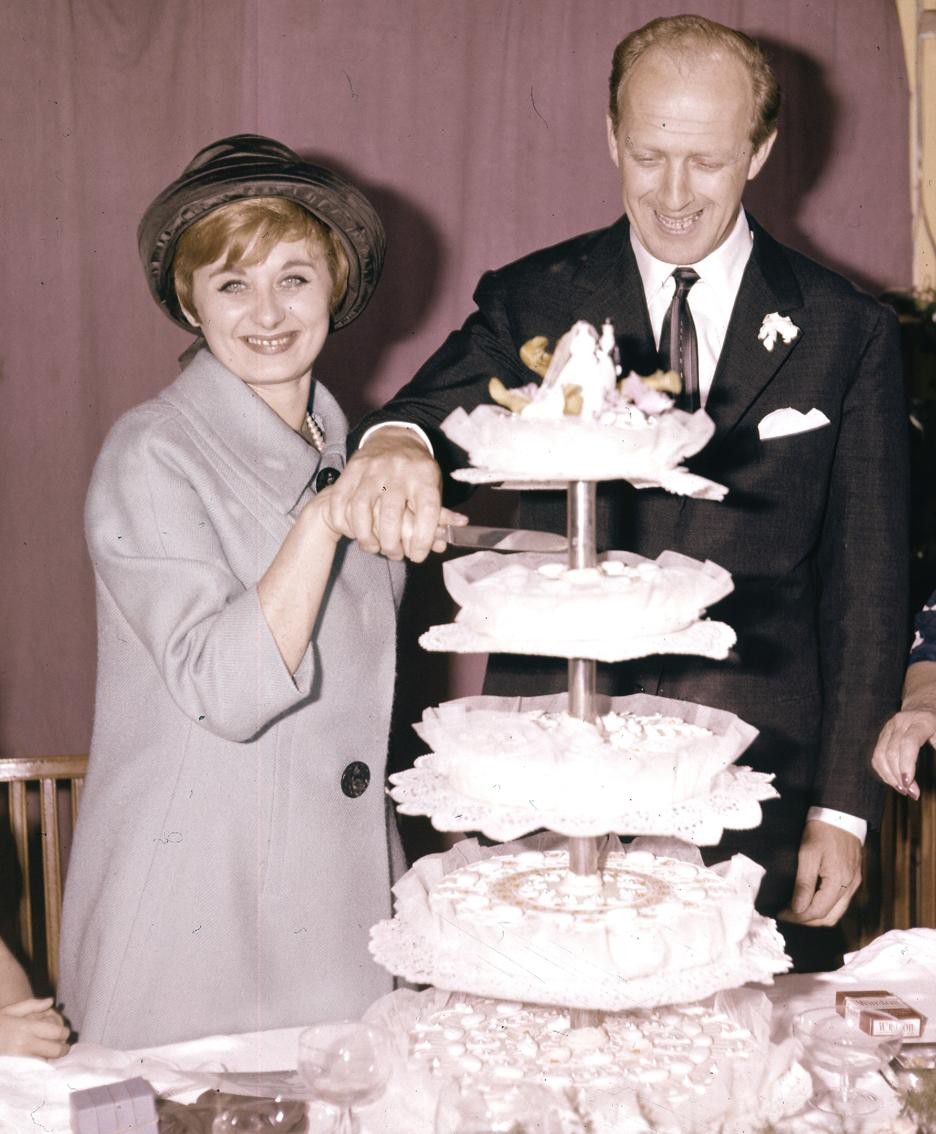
[{"x1": 659, "y1": 267, "x2": 700, "y2": 411}]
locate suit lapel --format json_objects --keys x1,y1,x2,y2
[
  {"x1": 567, "y1": 217, "x2": 659, "y2": 376},
  {"x1": 705, "y1": 217, "x2": 805, "y2": 440}
]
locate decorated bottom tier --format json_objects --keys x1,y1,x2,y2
[
  {"x1": 370, "y1": 836, "x2": 790, "y2": 1011},
  {"x1": 364, "y1": 986, "x2": 811, "y2": 1134}
]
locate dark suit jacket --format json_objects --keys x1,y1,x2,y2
[{"x1": 360, "y1": 214, "x2": 909, "y2": 910}]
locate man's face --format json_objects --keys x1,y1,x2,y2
[{"x1": 607, "y1": 45, "x2": 776, "y2": 265}]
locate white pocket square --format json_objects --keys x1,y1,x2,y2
[{"x1": 757, "y1": 407, "x2": 830, "y2": 441}]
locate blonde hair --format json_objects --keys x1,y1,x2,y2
[
  {"x1": 608, "y1": 15, "x2": 780, "y2": 150},
  {"x1": 172, "y1": 196, "x2": 350, "y2": 320}
]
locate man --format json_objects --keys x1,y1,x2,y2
[{"x1": 327, "y1": 15, "x2": 909, "y2": 969}]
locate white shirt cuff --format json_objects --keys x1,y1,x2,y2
[
  {"x1": 358, "y1": 421, "x2": 434, "y2": 456},
  {"x1": 806, "y1": 806, "x2": 867, "y2": 845}
]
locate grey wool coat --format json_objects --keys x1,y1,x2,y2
[{"x1": 59, "y1": 349, "x2": 406, "y2": 1049}]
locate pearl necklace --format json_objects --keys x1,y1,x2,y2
[{"x1": 301, "y1": 411, "x2": 326, "y2": 453}]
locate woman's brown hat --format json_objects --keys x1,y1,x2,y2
[{"x1": 138, "y1": 134, "x2": 385, "y2": 331}]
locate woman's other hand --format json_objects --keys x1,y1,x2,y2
[
  {"x1": 871, "y1": 660, "x2": 936, "y2": 800},
  {"x1": 0, "y1": 997, "x2": 70, "y2": 1059}
]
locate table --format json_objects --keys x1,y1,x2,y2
[{"x1": 2, "y1": 929, "x2": 933, "y2": 1133}]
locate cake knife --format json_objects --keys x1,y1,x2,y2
[{"x1": 444, "y1": 524, "x2": 568, "y2": 552}]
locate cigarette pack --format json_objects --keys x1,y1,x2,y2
[{"x1": 834, "y1": 989, "x2": 925, "y2": 1038}]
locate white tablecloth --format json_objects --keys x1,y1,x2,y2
[{"x1": 3, "y1": 929, "x2": 934, "y2": 1133}]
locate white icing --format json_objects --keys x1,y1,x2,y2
[
  {"x1": 425, "y1": 848, "x2": 762, "y2": 987},
  {"x1": 402, "y1": 993, "x2": 809, "y2": 1133},
  {"x1": 442, "y1": 550, "x2": 734, "y2": 654},
  {"x1": 419, "y1": 705, "x2": 739, "y2": 815}
]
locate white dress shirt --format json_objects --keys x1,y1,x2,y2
[
  {"x1": 632, "y1": 208, "x2": 866, "y2": 846},
  {"x1": 631, "y1": 207, "x2": 754, "y2": 407}
]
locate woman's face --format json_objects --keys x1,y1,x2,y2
[{"x1": 185, "y1": 237, "x2": 332, "y2": 394}]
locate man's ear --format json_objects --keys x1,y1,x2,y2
[
  {"x1": 748, "y1": 131, "x2": 778, "y2": 181},
  {"x1": 606, "y1": 114, "x2": 621, "y2": 169}
]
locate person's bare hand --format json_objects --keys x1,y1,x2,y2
[
  {"x1": 324, "y1": 427, "x2": 450, "y2": 562},
  {"x1": 871, "y1": 708, "x2": 936, "y2": 801},
  {"x1": 779, "y1": 820, "x2": 862, "y2": 927},
  {"x1": 0, "y1": 997, "x2": 70, "y2": 1059}
]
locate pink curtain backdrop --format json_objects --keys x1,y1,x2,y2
[{"x1": 0, "y1": 1, "x2": 910, "y2": 758}]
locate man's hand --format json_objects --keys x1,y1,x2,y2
[
  {"x1": 0, "y1": 997, "x2": 70, "y2": 1059},
  {"x1": 779, "y1": 820, "x2": 862, "y2": 927},
  {"x1": 324, "y1": 426, "x2": 458, "y2": 562},
  {"x1": 871, "y1": 707, "x2": 936, "y2": 802}
]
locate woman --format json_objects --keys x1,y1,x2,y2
[
  {"x1": 871, "y1": 593, "x2": 936, "y2": 801},
  {"x1": 59, "y1": 135, "x2": 457, "y2": 1048}
]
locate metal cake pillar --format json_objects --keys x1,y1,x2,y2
[{"x1": 566, "y1": 479, "x2": 602, "y2": 1030}]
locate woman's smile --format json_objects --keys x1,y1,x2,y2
[{"x1": 243, "y1": 331, "x2": 300, "y2": 353}]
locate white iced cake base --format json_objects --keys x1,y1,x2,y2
[
  {"x1": 371, "y1": 837, "x2": 790, "y2": 1011},
  {"x1": 401, "y1": 992, "x2": 809, "y2": 1134}
]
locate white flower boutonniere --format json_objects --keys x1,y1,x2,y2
[{"x1": 758, "y1": 312, "x2": 800, "y2": 352}]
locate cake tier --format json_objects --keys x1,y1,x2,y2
[
  {"x1": 392, "y1": 693, "x2": 774, "y2": 843},
  {"x1": 441, "y1": 403, "x2": 727, "y2": 497},
  {"x1": 370, "y1": 837, "x2": 791, "y2": 1011},
  {"x1": 422, "y1": 550, "x2": 737, "y2": 661},
  {"x1": 365, "y1": 988, "x2": 810, "y2": 1134}
]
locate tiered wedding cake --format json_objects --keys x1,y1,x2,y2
[{"x1": 369, "y1": 321, "x2": 809, "y2": 1132}]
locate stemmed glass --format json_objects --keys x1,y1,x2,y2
[
  {"x1": 792, "y1": 1006, "x2": 902, "y2": 1117},
  {"x1": 297, "y1": 1021, "x2": 392, "y2": 1134}
]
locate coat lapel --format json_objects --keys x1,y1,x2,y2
[
  {"x1": 567, "y1": 217, "x2": 659, "y2": 376},
  {"x1": 705, "y1": 217, "x2": 805, "y2": 440}
]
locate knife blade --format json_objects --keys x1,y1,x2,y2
[{"x1": 445, "y1": 524, "x2": 568, "y2": 553}]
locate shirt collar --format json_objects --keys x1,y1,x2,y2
[{"x1": 630, "y1": 207, "x2": 754, "y2": 301}]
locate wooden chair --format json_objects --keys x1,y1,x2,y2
[
  {"x1": 878, "y1": 751, "x2": 936, "y2": 932},
  {"x1": 0, "y1": 754, "x2": 88, "y2": 992}
]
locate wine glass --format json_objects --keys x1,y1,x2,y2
[
  {"x1": 792, "y1": 1006, "x2": 902, "y2": 1117},
  {"x1": 434, "y1": 1076, "x2": 575, "y2": 1133},
  {"x1": 297, "y1": 1021, "x2": 392, "y2": 1134}
]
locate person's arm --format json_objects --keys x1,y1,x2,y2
[
  {"x1": 87, "y1": 416, "x2": 349, "y2": 740},
  {"x1": 328, "y1": 269, "x2": 528, "y2": 560},
  {"x1": 0, "y1": 938, "x2": 31, "y2": 1008},
  {"x1": 255, "y1": 491, "x2": 342, "y2": 675},
  {"x1": 871, "y1": 659, "x2": 936, "y2": 801},
  {"x1": 783, "y1": 302, "x2": 909, "y2": 927}
]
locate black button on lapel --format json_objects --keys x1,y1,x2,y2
[
  {"x1": 341, "y1": 761, "x2": 370, "y2": 798},
  {"x1": 315, "y1": 466, "x2": 340, "y2": 493}
]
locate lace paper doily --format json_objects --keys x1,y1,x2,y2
[
  {"x1": 441, "y1": 404, "x2": 728, "y2": 498},
  {"x1": 419, "y1": 617, "x2": 735, "y2": 661},
  {"x1": 389, "y1": 760, "x2": 776, "y2": 843},
  {"x1": 370, "y1": 912, "x2": 789, "y2": 1013}
]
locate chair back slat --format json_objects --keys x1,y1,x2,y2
[
  {"x1": 38, "y1": 776, "x2": 64, "y2": 987},
  {"x1": 8, "y1": 780, "x2": 33, "y2": 967},
  {"x1": 0, "y1": 755, "x2": 88, "y2": 992}
]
